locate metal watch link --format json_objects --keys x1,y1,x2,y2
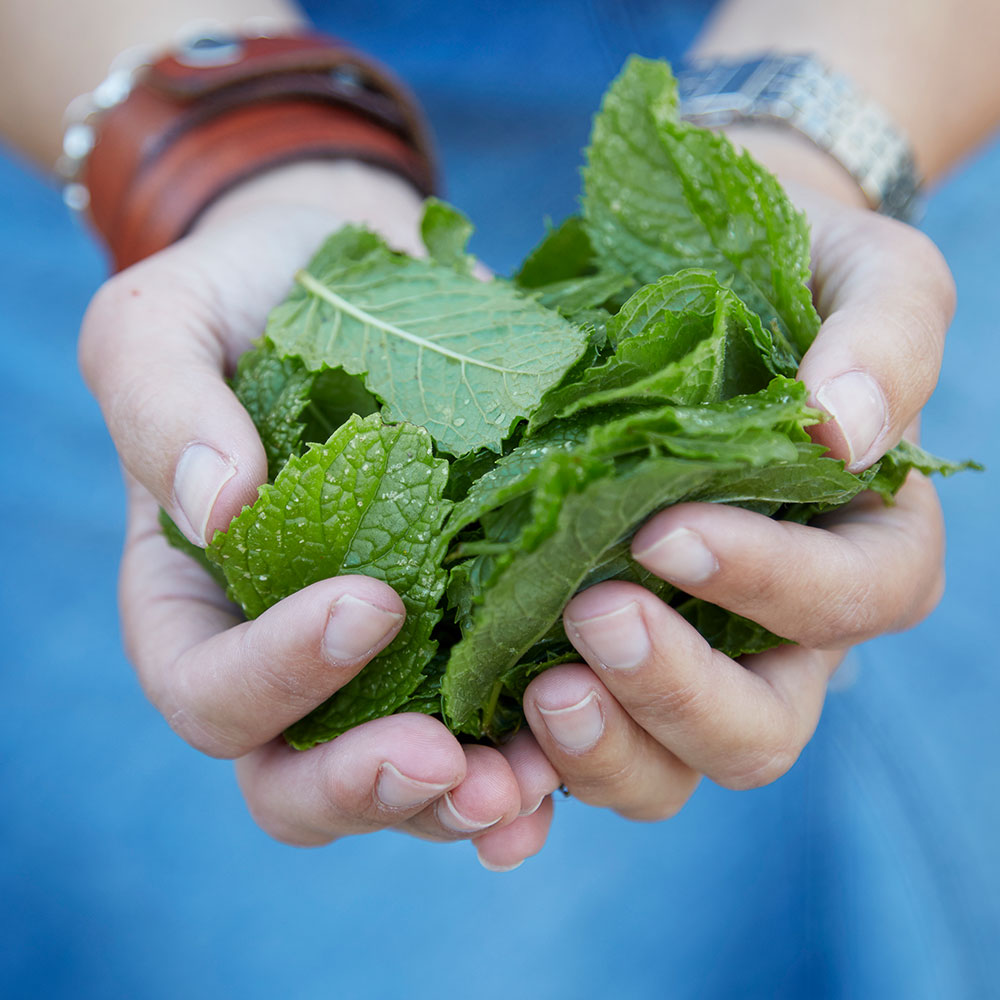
[{"x1": 677, "y1": 54, "x2": 922, "y2": 222}]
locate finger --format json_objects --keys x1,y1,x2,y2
[
  {"x1": 797, "y1": 199, "x2": 955, "y2": 471},
  {"x1": 523, "y1": 664, "x2": 700, "y2": 821},
  {"x1": 472, "y1": 798, "x2": 555, "y2": 872},
  {"x1": 630, "y1": 471, "x2": 945, "y2": 649},
  {"x1": 467, "y1": 730, "x2": 561, "y2": 870},
  {"x1": 235, "y1": 713, "x2": 466, "y2": 847},
  {"x1": 80, "y1": 253, "x2": 266, "y2": 546},
  {"x1": 121, "y1": 483, "x2": 406, "y2": 758},
  {"x1": 403, "y1": 745, "x2": 522, "y2": 842},
  {"x1": 498, "y1": 728, "x2": 562, "y2": 817},
  {"x1": 563, "y1": 583, "x2": 841, "y2": 789},
  {"x1": 78, "y1": 210, "x2": 338, "y2": 546}
]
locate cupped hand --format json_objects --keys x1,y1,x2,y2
[
  {"x1": 519, "y1": 188, "x2": 955, "y2": 818},
  {"x1": 79, "y1": 161, "x2": 559, "y2": 867}
]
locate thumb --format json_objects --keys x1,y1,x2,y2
[
  {"x1": 78, "y1": 245, "x2": 270, "y2": 547},
  {"x1": 796, "y1": 202, "x2": 955, "y2": 470}
]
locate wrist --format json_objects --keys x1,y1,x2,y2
[
  {"x1": 74, "y1": 30, "x2": 436, "y2": 271},
  {"x1": 193, "y1": 159, "x2": 426, "y2": 254},
  {"x1": 722, "y1": 124, "x2": 868, "y2": 210}
]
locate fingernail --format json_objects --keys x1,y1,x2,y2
[
  {"x1": 519, "y1": 795, "x2": 545, "y2": 817},
  {"x1": 173, "y1": 443, "x2": 237, "y2": 546},
  {"x1": 322, "y1": 594, "x2": 403, "y2": 663},
  {"x1": 633, "y1": 527, "x2": 718, "y2": 585},
  {"x1": 476, "y1": 850, "x2": 524, "y2": 873},
  {"x1": 815, "y1": 371, "x2": 888, "y2": 471},
  {"x1": 537, "y1": 691, "x2": 604, "y2": 752},
  {"x1": 565, "y1": 601, "x2": 650, "y2": 671},
  {"x1": 375, "y1": 762, "x2": 450, "y2": 810},
  {"x1": 435, "y1": 793, "x2": 502, "y2": 833}
]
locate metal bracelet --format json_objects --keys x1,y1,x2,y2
[{"x1": 677, "y1": 54, "x2": 923, "y2": 222}]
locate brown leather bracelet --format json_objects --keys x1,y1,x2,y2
[{"x1": 81, "y1": 32, "x2": 437, "y2": 272}]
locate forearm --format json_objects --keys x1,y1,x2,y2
[
  {"x1": 0, "y1": 0, "x2": 304, "y2": 168},
  {"x1": 691, "y1": 0, "x2": 1000, "y2": 185}
]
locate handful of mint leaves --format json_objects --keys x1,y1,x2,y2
[{"x1": 164, "y1": 57, "x2": 970, "y2": 748}]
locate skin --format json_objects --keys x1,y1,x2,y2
[
  {"x1": 79, "y1": 157, "x2": 954, "y2": 869},
  {"x1": 4, "y1": 0, "x2": 998, "y2": 868}
]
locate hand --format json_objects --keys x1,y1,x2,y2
[
  {"x1": 517, "y1": 182, "x2": 954, "y2": 818},
  {"x1": 79, "y1": 161, "x2": 560, "y2": 867}
]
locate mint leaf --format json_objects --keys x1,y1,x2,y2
[
  {"x1": 420, "y1": 198, "x2": 475, "y2": 270},
  {"x1": 265, "y1": 228, "x2": 589, "y2": 456},
  {"x1": 528, "y1": 272, "x2": 793, "y2": 432},
  {"x1": 609, "y1": 270, "x2": 798, "y2": 371},
  {"x1": 232, "y1": 342, "x2": 379, "y2": 479},
  {"x1": 446, "y1": 418, "x2": 594, "y2": 539},
  {"x1": 302, "y1": 366, "x2": 381, "y2": 443},
  {"x1": 865, "y1": 438, "x2": 983, "y2": 502},
  {"x1": 441, "y1": 377, "x2": 877, "y2": 732},
  {"x1": 231, "y1": 344, "x2": 316, "y2": 478},
  {"x1": 441, "y1": 456, "x2": 729, "y2": 733},
  {"x1": 516, "y1": 215, "x2": 635, "y2": 318},
  {"x1": 516, "y1": 216, "x2": 596, "y2": 288},
  {"x1": 159, "y1": 55, "x2": 976, "y2": 753},
  {"x1": 532, "y1": 271, "x2": 636, "y2": 316},
  {"x1": 583, "y1": 56, "x2": 820, "y2": 355},
  {"x1": 206, "y1": 413, "x2": 451, "y2": 749}
]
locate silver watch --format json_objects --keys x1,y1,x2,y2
[{"x1": 677, "y1": 54, "x2": 922, "y2": 222}]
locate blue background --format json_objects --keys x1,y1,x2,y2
[{"x1": 1, "y1": 2, "x2": 997, "y2": 997}]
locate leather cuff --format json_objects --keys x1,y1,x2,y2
[{"x1": 81, "y1": 33, "x2": 437, "y2": 271}]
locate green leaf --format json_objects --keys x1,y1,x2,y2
[
  {"x1": 609, "y1": 270, "x2": 798, "y2": 371},
  {"x1": 582, "y1": 56, "x2": 820, "y2": 355},
  {"x1": 231, "y1": 342, "x2": 379, "y2": 479},
  {"x1": 231, "y1": 344, "x2": 316, "y2": 479},
  {"x1": 420, "y1": 198, "x2": 475, "y2": 270},
  {"x1": 302, "y1": 366, "x2": 381, "y2": 443},
  {"x1": 206, "y1": 413, "x2": 451, "y2": 749},
  {"x1": 532, "y1": 271, "x2": 636, "y2": 316},
  {"x1": 265, "y1": 227, "x2": 590, "y2": 456},
  {"x1": 865, "y1": 438, "x2": 983, "y2": 502},
  {"x1": 528, "y1": 272, "x2": 792, "y2": 432},
  {"x1": 191, "y1": 56, "x2": 977, "y2": 753},
  {"x1": 584, "y1": 377, "x2": 815, "y2": 457},
  {"x1": 441, "y1": 456, "x2": 732, "y2": 733},
  {"x1": 395, "y1": 653, "x2": 448, "y2": 718},
  {"x1": 445, "y1": 418, "x2": 594, "y2": 539},
  {"x1": 515, "y1": 216, "x2": 596, "y2": 288}
]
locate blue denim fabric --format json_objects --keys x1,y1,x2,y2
[{"x1": 1, "y1": 3, "x2": 997, "y2": 997}]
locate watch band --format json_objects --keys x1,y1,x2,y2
[
  {"x1": 677, "y1": 54, "x2": 922, "y2": 222},
  {"x1": 62, "y1": 30, "x2": 437, "y2": 271}
]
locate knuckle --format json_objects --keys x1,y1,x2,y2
[
  {"x1": 564, "y1": 754, "x2": 644, "y2": 809},
  {"x1": 615, "y1": 774, "x2": 700, "y2": 823},
  {"x1": 165, "y1": 703, "x2": 249, "y2": 759},
  {"x1": 78, "y1": 276, "x2": 130, "y2": 386},
  {"x1": 641, "y1": 680, "x2": 709, "y2": 725},
  {"x1": 157, "y1": 656, "x2": 255, "y2": 758},
  {"x1": 899, "y1": 567, "x2": 946, "y2": 631},
  {"x1": 237, "y1": 627, "x2": 322, "y2": 715},
  {"x1": 796, "y1": 550, "x2": 880, "y2": 647},
  {"x1": 906, "y1": 228, "x2": 957, "y2": 320},
  {"x1": 252, "y1": 813, "x2": 336, "y2": 848},
  {"x1": 735, "y1": 546, "x2": 800, "y2": 626},
  {"x1": 717, "y1": 738, "x2": 801, "y2": 791},
  {"x1": 244, "y1": 796, "x2": 339, "y2": 848}
]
